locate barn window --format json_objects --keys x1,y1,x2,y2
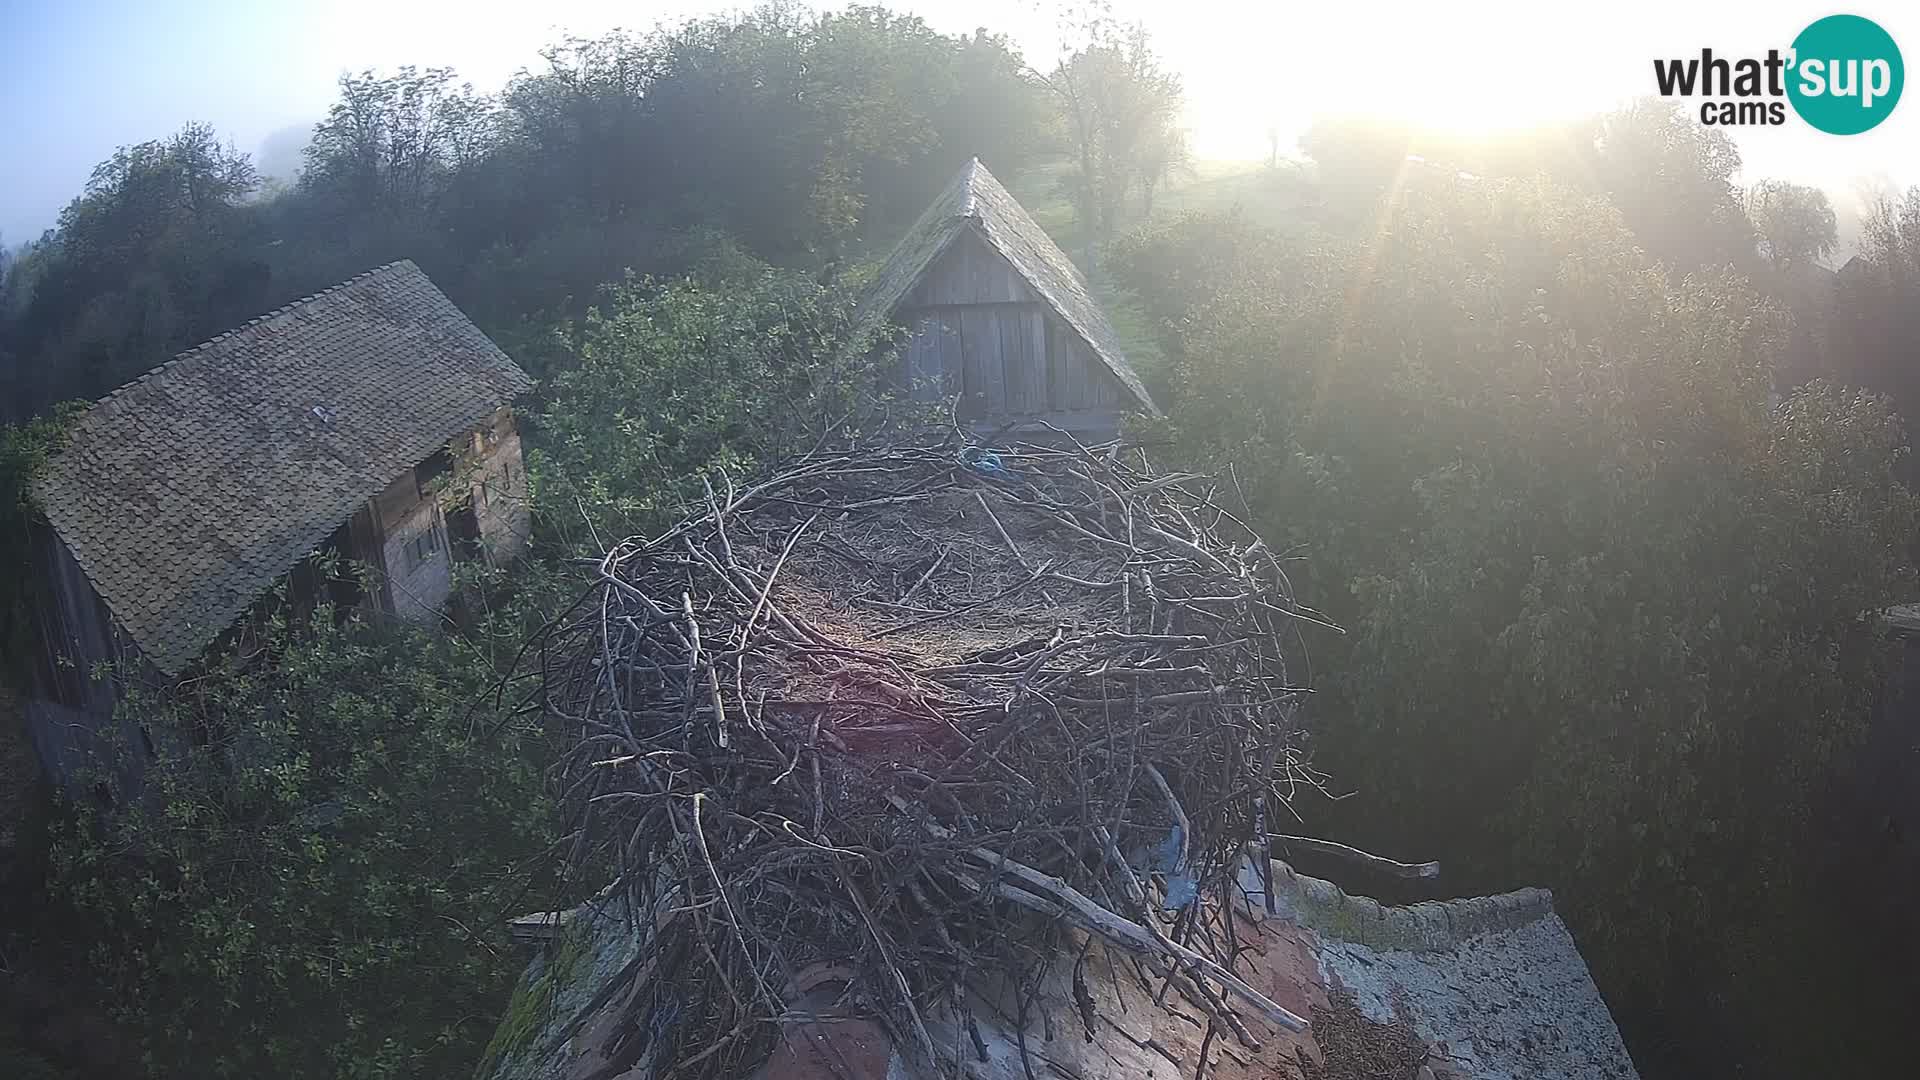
[
  {"x1": 415, "y1": 448, "x2": 453, "y2": 499},
  {"x1": 405, "y1": 520, "x2": 442, "y2": 570}
]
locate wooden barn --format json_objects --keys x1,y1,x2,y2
[
  {"x1": 22, "y1": 260, "x2": 532, "y2": 798},
  {"x1": 856, "y1": 158, "x2": 1156, "y2": 436}
]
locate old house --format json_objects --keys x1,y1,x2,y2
[
  {"x1": 856, "y1": 158, "x2": 1156, "y2": 437},
  {"x1": 23, "y1": 259, "x2": 533, "y2": 795}
]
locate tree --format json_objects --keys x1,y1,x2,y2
[
  {"x1": 1114, "y1": 176, "x2": 1916, "y2": 1077},
  {"x1": 0, "y1": 124, "x2": 269, "y2": 421},
  {"x1": 533, "y1": 264, "x2": 899, "y2": 546},
  {"x1": 0, "y1": 9, "x2": 1058, "y2": 426},
  {"x1": 1859, "y1": 184, "x2": 1920, "y2": 280},
  {"x1": 1817, "y1": 186, "x2": 1920, "y2": 483},
  {"x1": 301, "y1": 67, "x2": 497, "y2": 220},
  {"x1": 1045, "y1": 19, "x2": 1184, "y2": 263},
  {"x1": 1579, "y1": 100, "x2": 1756, "y2": 271},
  {"x1": 1747, "y1": 180, "x2": 1838, "y2": 269},
  {"x1": 47, "y1": 580, "x2": 558, "y2": 1079}
]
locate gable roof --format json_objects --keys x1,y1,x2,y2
[
  {"x1": 857, "y1": 157, "x2": 1156, "y2": 412},
  {"x1": 485, "y1": 861, "x2": 1638, "y2": 1080},
  {"x1": 32, "y1": 260, "x2": 532, "y2": 675}
]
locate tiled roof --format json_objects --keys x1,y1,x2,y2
[
  {"x1": 487, "y1": 861, "x2": 1639, "y2": 1080},
  {"x1": 31, "y1": 260, "x2": 532, "y2": 675},
  {"x1": 855, "y1": 157, "x2": 1157, "y2": 413}
]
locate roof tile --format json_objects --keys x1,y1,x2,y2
[{"x1": 32, "y1": 260, "x2": 532, "y2": 674}]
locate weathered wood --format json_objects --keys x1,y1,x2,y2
[
  {"x1": 905, "y1": 230, "x2": 1036, "y2": 307},
  {"x1": 959, "y1": 307, "x2": 1005, "y2": 419},
  {"x1": 1047, "y1": 315, "x2": 1093, "y2": 410},
  {"x1": 893, "y1": 225, "x2": 1134, "y2": 433},
  {"x1": 902, "y1": 312, "x2": 953, "y2": 402},
  {"x1": 1003, "y1": 306, "x2": 1048, "y2": 413}
]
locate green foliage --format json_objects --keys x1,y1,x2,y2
[
  {"x1": 1298, "y1": 101, "x2": 1757, "y2": 273},
  {"x1": 0, "y1": 408, "x2": 80, "y2": 689},
  {"x1": 0, "y1": 125, "x2": 269, "y2": 420},
  {"x1": 302, "y1": 66, "x2": 497, "y2": 221},
  {"x1": 46, "y1": 579, "x2": 557, "y2": 1079},
  {"x1": 1817, "y1": 186, "x2": 1920, "y2": 482},
  {"x1": 474, "y1": 923, "x2": 588, "y2": 1076},
  {"x1": 1108, "y1": 208, "x2": 1319, "y2": 343},
  {"x1": 0, "y1": 7, "x2": 1050, "y2": 424},
  {"x1": 533, "y1": 265, "x2": 899, "y2": 546},
  {"x1": 1046, "y1": 20, "x2": 1185, "y2": 256},
  {"x1": 1117, "y1": 176, "x2": 1917, "y2": 1074},
  {"x1": 1747, "y1": 180, "x2": 1838, "y2": 269}
]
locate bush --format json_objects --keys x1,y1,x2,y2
[
  {"x1": 533, "y1": 265, "x2": 900, "y2": 546},
  {"x1": 1116, "y1": 180, "x2": 1917, "y2": 1074},
  {"x1": 47, "y1": 573, "x2": 558, "y2": 1079}
]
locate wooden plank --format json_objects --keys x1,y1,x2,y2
[
  {"x1": 1085, "y1": 333, "x2": 1122, "y2": 407},
  {"x1": 971, "y1": 233, "x2": 1005, "y2": 302},
  {"x1": 999, "y1": 309, "x2": 1028, "y2": 414},
  {"x1": 958, "y1": 308, "x2": 1004, "y2": 419},
  {"x1": 934, "y1": 314, "x2": 963, "y2": 402},
  {"x1": 1002, "y1": 304, "x2": 1048, "y2": 414},
  {"x1": 977, "y1": 231, "x2": 1035, "y2": 303},
  {"x1": 903, "y1": 314, "x2": 940, "y2": 401},
  {"x1": 897, "y1": 311, "x2": 963, "y2": 405},
  {"x1": 964, "y1": 409, "x2": 1124, "y2": 435},
  {"x1": 1030, "y1": 307, "x2": 1050, "y2": 411},
  {"x1": 1046, "y1": 315, "x2": 1086, "y2": 411},
  {"x1": 906, "y1": 231, "x2": 1034, "y2": 306}
]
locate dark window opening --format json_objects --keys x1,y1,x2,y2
[
  {"x1": 415, "y1": 448, "x2": 453, "y2": 499},
  {"x1": 404, "y1": 520, "x2": 442, "y2": 571},
  {"x1": 447, "y1": 504, "x2": 480, "y2": 556}
]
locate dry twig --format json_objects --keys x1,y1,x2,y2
[{"x1": 536, "y1": 436, "x2": 1338, "y2": 1078}]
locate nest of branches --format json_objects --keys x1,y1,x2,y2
[{"x1": 538, "y1": 437, "x2": 1339, "y2": 1079}]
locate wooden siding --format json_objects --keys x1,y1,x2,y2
[
  {"x1": 362, "y1": 468, "x2": 449, "y2": 622},
  {"x1": 467, "y1": 408, "x2": 531, "y2": 567},
  {"x1": 893, "y1": 227, "x2": 1130, "y2": 432},
  {"x1": 902, "y1": 229, "x2": 1039, "y2": 307},
  {"x1": 23, "y1": 527, "x2": 151, "y2": 798}
]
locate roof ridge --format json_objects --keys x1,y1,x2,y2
[
  {"x1": 958, "y1": 156, "x2": 984, "y2": 219},
  {"x1": 95, "y1": 260, "x2": 419, "y2": 408}
]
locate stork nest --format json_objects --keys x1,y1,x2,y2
[{"x1": 536, "y1": 438, "x2": 1339, "y2": 1079}]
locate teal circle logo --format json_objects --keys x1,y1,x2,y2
[{"x1": 1787, "y1": 14, "x2": 1904, "y2": 134}]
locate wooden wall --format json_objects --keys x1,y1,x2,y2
[
  {"x1": 895, "y1": 229, "x2": 1128, "y2": 431},
  {"x1": 465, "y1": 408, "x2": 531, "y2": 568},
  {"x1": 23, "y1": 526, "x2": 153, "y2": 799},
  {"x1": 369, "y1": 467, "x2": 453, "y2": 624},
  {"x1": 351, "y1": 409, "x2": 530, "y2": 623}
]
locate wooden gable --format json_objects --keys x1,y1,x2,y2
[{"x1": 894, "y1": 228, "x2": 1127, "y2": 425}]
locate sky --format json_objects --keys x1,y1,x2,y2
[{"x1": 3, "y1": 0, "x2": 1919, "y2": 244}]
